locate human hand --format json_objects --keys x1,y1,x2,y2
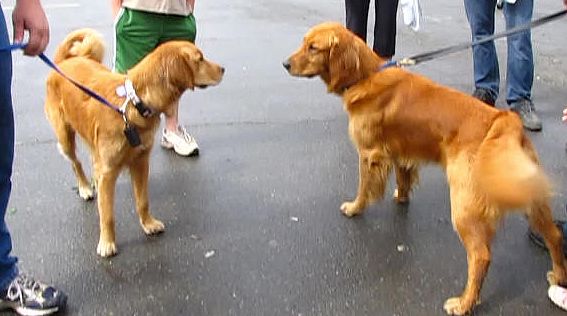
[
  {"x1": 562, "y1": 107, "x2": 567, "y2": 122},
  {"x1": 12, "y1": 0, "x2": 49, "y2": 56}
]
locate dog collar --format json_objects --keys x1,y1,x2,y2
[
  {"x1": 377, "y1": 60, "x2": 400, "y2": 71},
  {"x1": 116, "y1": 79, "x2": 155, "y2": 118},
  {"x1": 340, "y1": 60, "x2": 401, "y2": 92}
]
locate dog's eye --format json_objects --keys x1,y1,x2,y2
[{"x1": 308, "y1": 44, "x2": 318, "y2": 52}]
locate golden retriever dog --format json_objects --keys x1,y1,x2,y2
[
  {"x1": 283, "y1": 22, "x2": 567, "y2": 315},
  {"x1": 45, "y1": 29, "x2": 224, "y2": 257}
]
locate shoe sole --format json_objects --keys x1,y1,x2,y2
[
  {"x1": 0, "y1": 304, "x2": 60, "y2": 316},
  {"x1": 525, "y1": 125, "x2": 543, "y2": 132},
  {"x1": 161, "y1": 141, "x2": 199, "y2": 157}
]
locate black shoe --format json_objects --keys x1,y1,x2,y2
[
  {"x1": 528, "y1": 220, "x2": 567, "y2": 255},
  {"x1": 510, "y1": 98, "x2": 543, "y2": 131},
  {"x1": 0, "y1": 273, "x2": 67, "y2": 315},
  {"x1": 472, "y1": 88, "x2": 496, "y2": 106}
]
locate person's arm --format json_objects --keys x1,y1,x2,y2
[
  {"x1": 187, "y1": 0, "x2": 195, "y2": 12},
  {"x1": 12, "y1": 0, "x2": 49, "y2": 56},
  {"x1": 111, "y1": 0, "x2": 123, "y2": 18},
  {"x1": 564, "y1": 0, "x2": 567, "y2": 7}
]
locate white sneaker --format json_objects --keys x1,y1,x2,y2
[
  {"x1": 161, "y1": 126, "x2": 199, "y2": 156},
  {"x1": 548, "y1": 285, "x2": 567, "y2": 311}
]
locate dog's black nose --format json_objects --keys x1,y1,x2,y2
[
  {"x1": 221, "y1": 67, "x2": 226, "y2": 74},
  {"x1": 282, "y1": 60, "x2": 291, "y2": 71}
]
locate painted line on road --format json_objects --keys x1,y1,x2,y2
[{"x1": 2, "y1": 3, "x2": 80, "y2": 11}]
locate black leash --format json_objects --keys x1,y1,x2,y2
[{"x1": 395, "y1": 9, "x2": 567, "y2": 67}]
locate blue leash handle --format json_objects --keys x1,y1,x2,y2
[{"x1": 1, "y1": 43, "x2": 122, "y2": 114}]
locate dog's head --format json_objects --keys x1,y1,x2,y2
[
  {"x1": 167, "y1": 41, "x2": 224, "y2": 90},
  {"x1": 139, "y1": 41, "x2": 225, "y2": 92},
  {"x1": 284, "y1": 22, "x2": 380, "y2": 94}
]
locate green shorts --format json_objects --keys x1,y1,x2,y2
[{"x1": 114, "y1": 8, "x2": 196, "y2": 73}]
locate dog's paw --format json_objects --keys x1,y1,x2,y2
[
  {"x1": 443, "y1": 296, "x2": 478, "y2": 315},
  {"x1": 547, "y1": 270, "x2": 567, "y2": 286},
  {"x1": 340, "y1": 201, "x2": 362, "y2": 217},
  {"x1": 548, "y1": 271, "x2": 560, "y2": 286},
  {"x1": 78, "y1": 185, "x2": 95, "y2": 201},
  {"x1": 97, "y1": 240, "x2": 117, "y2": 257},
  {"x1": 141, "y1": 217, "x2": 165, "y2": 235},
  {"x1": 393, "y1": 188, "x2": 409, "y2": 204}
]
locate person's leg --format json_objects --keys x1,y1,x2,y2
[
  {"x1": 502, "y1": 0, "x2": 541, "y2": 131},
  {"x1": 373, "y1": 0, "x2": 399, "y2": 58},
  {"x1": 0, "y1": 7, "x2": 18, "y2": 291},
  {"x1": 158, "y1": 14, "x2": 199, "y2": 157},
  {"x1": 345, "y1": 0, "x2": 371, "y2": 42},
  {"x1": 159, "y1": 12, "x2": 196, "y2": 134},
  {"x1": 0, "y1": 8, "x2": 67, "y2": 315},
  {"x1": 503, "y1": 0, "x2": 533, "y2": 104},
  {"x1": 464, "y1": 0, "x2": 499, "y2": 104}
]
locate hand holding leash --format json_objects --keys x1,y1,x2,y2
[{"x1": 11, "y1": 0, "x2": 49, "y2": 56}]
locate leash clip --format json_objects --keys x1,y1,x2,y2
[{"x1": 398, "y1": 58, "x2": 416, "y2": 67}]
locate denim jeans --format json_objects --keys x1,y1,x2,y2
[
  {"x1": 0, "y1": 7, "x2": 19, "y2": 290},
  {"x1": 464, "y1": 0, "x2": 534, "y2": 105}
]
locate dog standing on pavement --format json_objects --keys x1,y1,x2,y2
[
  {"x1": 283, "y1": 22, "x2": 567, "y2": 315},
  {"x1": 44, "y1": 29, "x2": 224, "y2": 257}
]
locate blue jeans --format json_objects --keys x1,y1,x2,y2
[
  {"x1": 464, "y1": 0, "x2": 534, "y2": 105},
  {"x1": 0, "y1": 7, "x2": 19, "y2": 290}
]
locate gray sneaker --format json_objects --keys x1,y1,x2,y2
[
  {"x1": 0, "y1": 273, "x2": 67, "y2": 315},
  {"x1": 510, "y1": 98, "x2": 542, "y2": 132},
  {"x1": 472, "y1": 88, "x2": 496, "y2": 106}
]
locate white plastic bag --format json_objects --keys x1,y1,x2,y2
[{"x1": 400, "y1": 0, "x2": 422, "y2": 32}]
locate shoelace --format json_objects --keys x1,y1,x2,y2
[
  {"x1": 6, "y1": 275, "x2": 42, "y2": 306},
  {"x1": 522, "y1": 103, "x2": 536, "y2": 114},
  {"x1": 178, "y1": 127, "x2": 193, "y2": 143}
]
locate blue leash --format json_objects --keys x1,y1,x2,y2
[{"x1": 1, "y1": 43, "x2": 122, "y2": 114}]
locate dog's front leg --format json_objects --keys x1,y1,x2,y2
[
  {"x1": 341, "y1": 152, "x2": 391, "y2": 217},
  {"x1": 129, "y1": 153, "x2": 165, "y2": 235},
  {"x1": 96, "y1": 168, "x2": 119, "y2": 257}
]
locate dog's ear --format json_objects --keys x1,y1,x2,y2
[
  {"x1": 168, "y1": 47, "x2": 195, "y2": 90},
  {"x1": 328, "y1": 32, "x2": 360, "y2": 92}
]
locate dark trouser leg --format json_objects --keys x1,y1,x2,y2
[
  {"x1": 345, "y1": 0, "x2": 371, "y2": 42},
  {"x1": 373, "y1": 0, "x2": 399, "y2": 58}
]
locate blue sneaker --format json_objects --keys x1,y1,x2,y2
[{"x1": 0, "y1": 273, "x2": 67, "y2": 315}]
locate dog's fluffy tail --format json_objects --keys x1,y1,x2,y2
[
  {"x1": 53, "y1": 28, "x2": 104, "y2": 64},
  {"x1": 474, "y1": 111, "x2": 551, "y2": 209}
]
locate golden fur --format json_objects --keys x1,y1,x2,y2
[
  {"x1": 284, "y1": 22, "x2": 567, "y2": 315},
  {"x1": 45, "y1": 29, "x2": 224, "y2": 257}
]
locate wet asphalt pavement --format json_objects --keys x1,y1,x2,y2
[{"x1": 2, "y1": 0, "x2": 567, "y2": 315}]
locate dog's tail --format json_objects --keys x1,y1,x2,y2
[
  {"x1": 473, "y1": 111, "x2": 551, "y2": 209},
  {"x1": 53, "y1": 28, "x2": 104, "y2": 64}
]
